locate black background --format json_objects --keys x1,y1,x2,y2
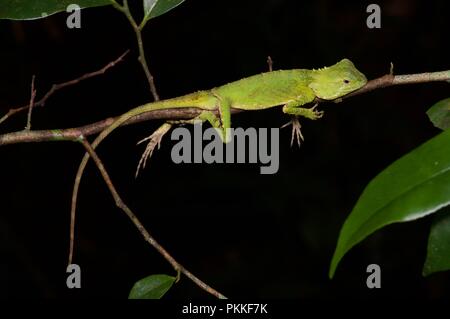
[{"x1": 0, "y1": 0, "x2": 449, "y2": 299}]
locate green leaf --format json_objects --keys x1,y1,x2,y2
[
  {"x1": 426, "y1": 98, "x2": 450, "y2": 131},
  {"x1": 0, "y1": 0, "x2": 112, "y2": 20},
  {"x1": 330, "y1": 129, "x2": 450, "y2": 278},
  {"x1": 128, "y1": 274, "x2": 176, "y2": 299},
  {"x1": 423, "y1": 207, "x2": 450, "y2": 276},
  {"x1": 143, "y1": 0, "x2": 185, "y2": 22}
]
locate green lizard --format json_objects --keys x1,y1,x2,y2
[{"x1": 78, "y1": 58, "x2": 367, "y2": 173}]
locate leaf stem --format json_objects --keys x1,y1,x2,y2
[{"x1": 112, "y1": 0, "x2": 160, "y2": 100}]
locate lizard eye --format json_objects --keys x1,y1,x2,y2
[{"x1": 343, "y1": 79, "x2": 350, "y2": 84}]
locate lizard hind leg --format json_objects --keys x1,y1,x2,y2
[
  {"x1": 196, "y1": 109, "x2": 230, "y2": 143},
  {"x1": 211, "y1": 90, "x2": 232, "y2": 143},
  {"x1": 136, "y1": 122, "x2": 172, "y2": 177},
  {"x1": 281, "y1": 116, "x2": 304, "y2": 147},
  {"x1": 135, "y1": 109, "x2": 227, "y2": 177}
]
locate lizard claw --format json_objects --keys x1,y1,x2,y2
[
  {"x1": 281, "y1": 116, "x2": 304, "y2": 147},
  {"x1": 310, "y1": 103, "x2": 324, "y2": 120},
  {"x1": 135, "y1": 123, "x2": 172, "y2": 178}
]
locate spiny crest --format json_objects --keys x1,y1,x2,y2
[{"x1": 312, "y1": 66, "x2": 329, "y2": 72}]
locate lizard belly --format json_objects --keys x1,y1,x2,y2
[{"x1": 230, "y1": 89, "x2": 306, "y2": 110}]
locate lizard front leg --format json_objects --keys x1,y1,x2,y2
[
  {"x1": 282, "y1": 101, "x2": 324, "y2": 120},
  {"x1": 281, "y1": 95, "x2": 323, "y2": 146}
]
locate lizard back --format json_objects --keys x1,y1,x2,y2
[{"x1": 213, "y1": 69, "x2": 314, "y2": 110}]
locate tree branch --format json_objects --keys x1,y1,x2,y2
[
  {"x1": 74, "y1": 136, "x2": 227, "y2": 298},
  {"x1": 0, "y1": 108, "x2": 237, "y2": 145},
  {"x1": 1, "y1": 70, "x2": 448, "y2": 147},
  {"x1": 25, "y1": 75, "x2": 36, "y2": 130},
  {"x1": 0, "y1": 50, "x2": 129, "y2": 126},
  {"x1": 333, "y1": 70, "x2": 449, "y2": 100}
]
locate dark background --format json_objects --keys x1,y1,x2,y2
[{"x1": 0, "y1": 0, "x2": 449, "y2": 299}]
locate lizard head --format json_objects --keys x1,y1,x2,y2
[{"x1": 309, "y1": 59, "x2": 367, "y2": 100}]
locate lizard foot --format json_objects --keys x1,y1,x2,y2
[
  {"x1": 281, "y1": 116, "x2": 304, "y2": 147},
  {"x1": 135, "y1": 123, "x2": 172, "y2": 177}
]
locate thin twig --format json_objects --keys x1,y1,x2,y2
[
  {"x1": 112, "y1": 0, "x2": 160, "y2": 100},
  {"x1": 25, "y1": 75, "x2": 36, "y2": 130},
  {"x1": 135, "y1": 27, "x2": 159, "y2": 100},
  {"x1": 267, "y1": 56, "x2": 273, "y2": 72},
  {"x1": 0, "y1": 51, "x2": 129, "y2": 126},
  {"x1": 1, "y1": 70, "x2": 448, "y2": 146},
  {"x1": 336, "y1": 70, "x2": 449, "y2": 100},
  {"x1": 74, "y1": 137, "x2": 227, "y2": 298}
]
